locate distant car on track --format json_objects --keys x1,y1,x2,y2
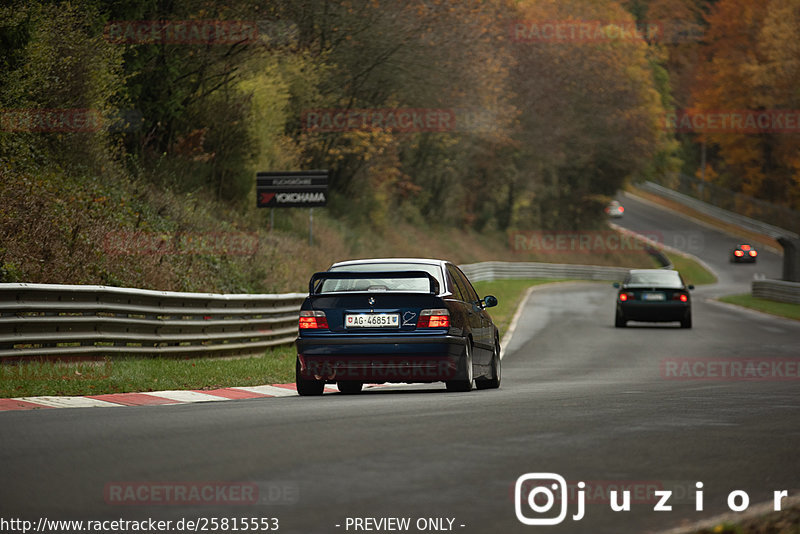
[
  {"x1": 730, "y1": 244, "x2": 758, "y2": 263},
  {"x1": 295, "y1": 258, "x2": 501, "y2": 395},
  {"x1": 614, "y1": 269, "x2": 693, "y2": 328},
  {"x1": 605, "y1": 200, "x2": 624, "y2": 218}
]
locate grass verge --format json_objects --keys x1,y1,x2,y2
[
  {"x1": 0, "y1": 345, "x2": 297, "y2": 398},
  {"x1": 718, "y1": 294, "x2": 800, "y2": 322},
  {"x1": 664, "y1": 251, "x2": 717, "y2": 286}
]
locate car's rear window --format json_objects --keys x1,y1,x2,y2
[
  {"x1": 322, "y1": 263, "x2": 443, "y2": 293},
  {"x1": 626, "y1": 271, "x2": 683, "y2": 288}
]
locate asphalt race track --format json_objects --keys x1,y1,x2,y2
[
  {"x1": 1, "y1": 195, "x2": 798, "y2": 534},
  {"x1": 616, "y1": 192, "x2": 784, "y2": 296}
]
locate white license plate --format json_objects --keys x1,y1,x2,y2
[
  {"x1": 643, "y1": 292, "x2": 665, "y2": 301},
  {"x1": 345, "y1": 313, "x2": 400, "y2": 328}
]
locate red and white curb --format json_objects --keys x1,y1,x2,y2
[{"x1": 0, "y1": 383, "x2": 342, "y2": 411}]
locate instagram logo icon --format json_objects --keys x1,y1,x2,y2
[{"x1": 515, "y1": 473, "x2": 576, "y2": 525}]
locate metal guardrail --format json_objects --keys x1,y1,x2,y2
[
  {"x1": 752, "y1": 279, "x2": 800, "y2": 305},
  {"x1": 0, "y1": 283, "x2": 306, "y2": 361},
  {"x1": 0, "y1": 262, "x2": 647, "y2": 360},
  {"x1": 671, "y1": 173, "x2": 800, "y2": 234},
  {"x1": 459, "y1": 261, "x2": 631, "y2": 283},
  {"x1": 635, "y1": 181, "x2": 799, "y2": 240}
]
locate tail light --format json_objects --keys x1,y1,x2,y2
[
  {"x1": 417, "y1": 308, "x2": 450, "y2": 328},
  {"x1": 618, "y1": 292, "x2": 633, "y2": 302},
  {"x1": 741, "y1": 245, "x2": 751, "y2": 250},
  {"x1": 749, "y1": 250, "x2": 757, "y2": 257},
  {"x1": 672, "y1": 293, "x2": 689, "y2": 302},
  {"x1": 299, "y1": 310, "x2": 328, "y2": 329},
  {"x1": 734, "y1": 250, "x2": 744, "y2": 257},
  {"x1": 618, "y1": 206, "x2": 624, "y2": 213}
]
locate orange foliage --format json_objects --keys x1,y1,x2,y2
[{"x1": 690, "y1": 0, "x2": 800, "y2": 208}]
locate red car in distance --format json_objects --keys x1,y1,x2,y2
[{"x1": 731, "y1": 244, "x2": 758, "y2": 263}]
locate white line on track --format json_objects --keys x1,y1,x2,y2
[
  {"x1": 232, "y1": 385, "x2": 299, "y2": 397},
  {"x1": 139, "y1": 390, "x2": 228, "y2": 403},
  {"x1": 13, "y1": 396, "x2": 123, "y2": 409},
  {"x1": 499, "y1": 285, "x2": 536, "y2": 359}
]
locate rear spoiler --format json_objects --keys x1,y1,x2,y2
[{"x1": 308, "y1": 270, "x2": 440, "y2": 295}]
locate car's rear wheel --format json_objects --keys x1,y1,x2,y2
[
  {"x1": 296, "y1": 359, "x2": 324, "y2": 396},
  {"x1": 475, "y1": 342, "x2": 501, "y2": 390},
  {"x1": 337, "y1": 381, "x2": 363, "y2": 394},
  {"x1": 681, "y1": 313, "x2": 692, "y2": 329},
  {"x1": 446, "y1": 341, "x2": 473, "y2": 392},
  {"x1": 615, "y1": 310, "x2": 627, "y2": 328}
]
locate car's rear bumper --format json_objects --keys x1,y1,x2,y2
[
  {"x1": 296, "y1": 334, "x2": 466, "y2": 382},
  {"x1": 618, "y1": 302, "x2": 690, "y2": 322}
]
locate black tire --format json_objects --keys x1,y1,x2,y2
[
  {"x1": 337, "y1": 381, "x2": 363, "y2": 395},
  {"x1": 296, "y1": 359, "x2": 324, "y2": 396},
  {"x1": 475, "y1": 342, "x2": 501, "y2": 390},
  {"x1": 446, "y1": 341, "x2": 473, "y2": 392},
  {"x1": 615, "y1": 310, "x2": 627, "y2": 328},
  {"x1": 681, "y1": 313, "x2": 692, "y2": 329}
]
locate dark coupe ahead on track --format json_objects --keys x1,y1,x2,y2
[
  {"x1": 295, "y1": 258, "x2": 501, "y2": 395},
  {"x1": 614, "y1": 269, "x2": 694, "y2": 329}
]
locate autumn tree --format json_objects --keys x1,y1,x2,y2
[
  {"x1": 279, "y1": 0, "x2": 520, "y2": 228},
  {"x1": 690, "y1": 0, "x2": 800, "y2": 209}
]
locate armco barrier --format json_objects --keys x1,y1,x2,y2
[
  {"x1": 0, "y1": 283, "x2": 306, "y2": 361},
  {"x1": 0, "y1": 262, "x2": 634, "y2": 360},
  {"x1": 634, "y1": 181, "x2": 799, "y2": 240},
  {"x1": 459, "y1": 261, "x2": 631, "y2": 283},
  {"x1": 752, "y1": 279, "x2": 800, "y2": 305}
]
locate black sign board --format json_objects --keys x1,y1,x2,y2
[{"x1": 256, "y1": 170, "x2": 329, "y2": 208}]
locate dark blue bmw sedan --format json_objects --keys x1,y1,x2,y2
[{"x1": 295, "y1": 258, "x2": 501, "y2": 395}]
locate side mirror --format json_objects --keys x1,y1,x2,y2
[
  {"x1": 688, "y1": 284, "x2": 695, "y2": 290},
  {"x1": 482, "y1": 295, "x2": 498, "y2": 308},
  {"x1": 613, "y1": 282, "x2": 620, "y2": 288}
]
